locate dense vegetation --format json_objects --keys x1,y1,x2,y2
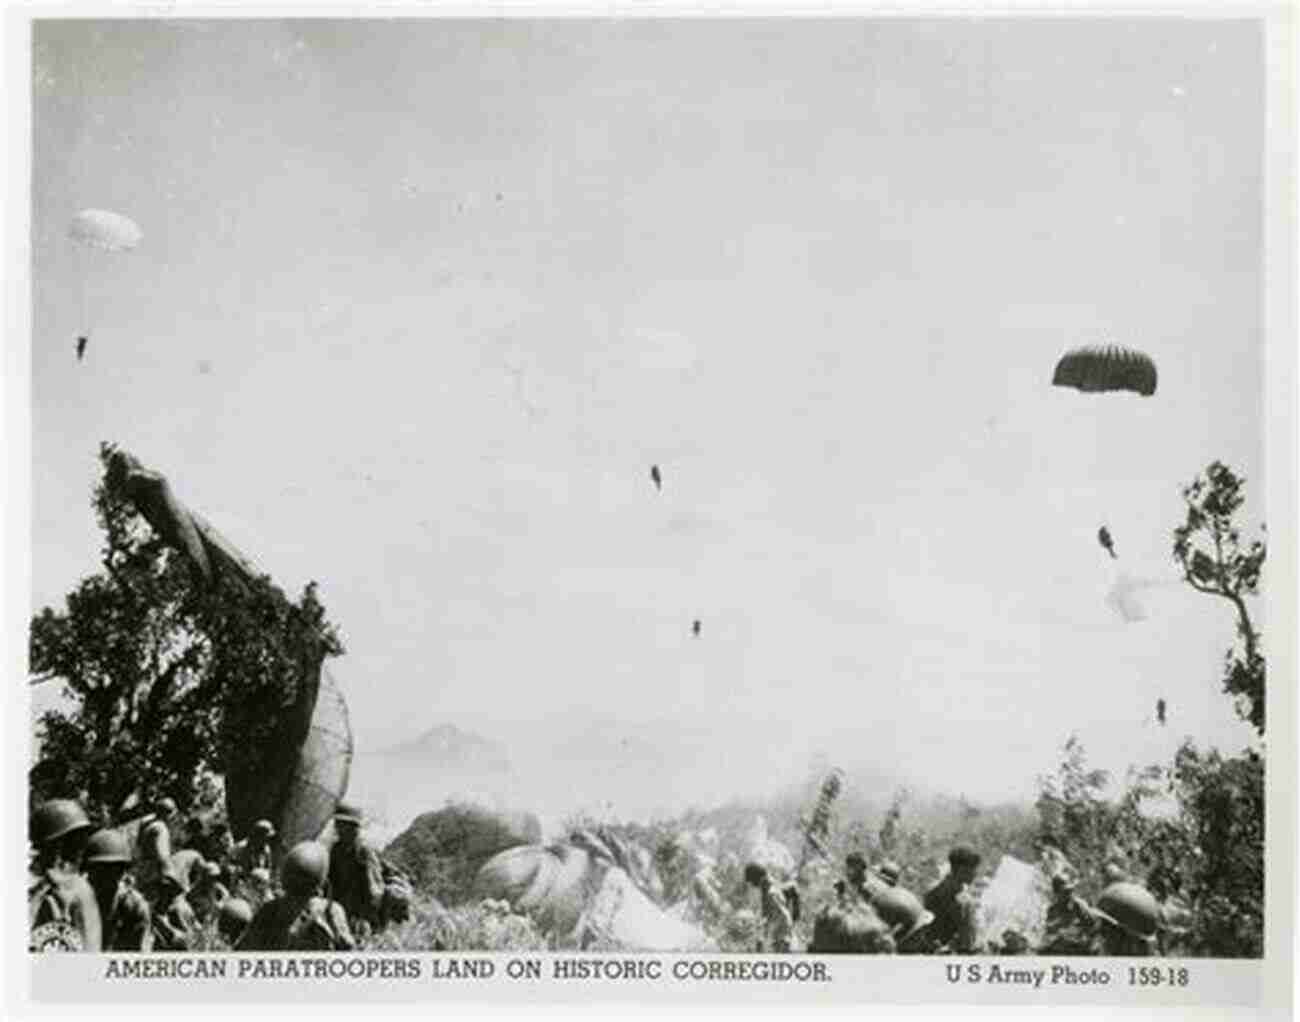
[{"x1": 29, "y1": 444, "x2": 343, "y2": 824}]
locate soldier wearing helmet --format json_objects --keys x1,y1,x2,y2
[
  {"x1": 872, "y1": 883, "x2": 936, "y2": 954},
  {"x1": 232, "y1": 819, "x2": 276, "y2": 875},
  {"x1": 152, "y1": 870, "x2": 198, "y2": 951},
  {"x1": 188, "y1": 860, "x2": 230, "y2": 923},
  {"x1": 217, "y1": 897, "x2": 253, "y2": 948},
  {"x1": 123, "y1": 797, "x2": 181, "y2": 908},
  {"x1": 238, "y1": 841, "x2": 355, "y2": 951},
  {"x1": 84, "y1": 829, "x2": 152, "y2": 951},
  {"x1": 1093, "y1": 882, "x2": 1160, "y2": 957},
  {"x1": 327, "y1": 803, "x2": 385, "y2": 937},
  {"x1": 743, "y1": 862, "x2": 794, "y2": 953},
  {"x1": 923, "y1": 845, "x2": 982, "y2": 953},
  {"x1": 1040, "y1": 871, "x2": 1099, "y2": 955},
  {"x1": 28, "y1": 799, "x2": 102, "y2": 952}
]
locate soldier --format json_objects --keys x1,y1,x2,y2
[
  {"x1": 378, "y1": 858, "x2": 414, "y2": 927},
  {"x1": 842, "y1": 852, "x2": 876, "y2": 907},
  {"x1": 1040, "y1": 872, "x2": 1098, "y2": 955},
  {"x1": 232, "y1": 819, "x2": 276, "y2": 875},
  {"x1": 744, "y1": 863, "x2": 794, "y2": 953},
  {"x1": 205, "y1": 822, "x2": 236, "y2": 871},
  {"x1": 189, "y1": 861, "x2": 231, "y2": 923},
  {"x1": 181, "y1": 817, "x2": 208, "y2": 853},
  {"x1": 238, "y1": 841, "x2": 355, "y2": 951},
  {"x1": 923, "y1": 845, "x2": 982, "y2": 953},
  {"x1": 84, "y1": 829, "x2": 152, "y2": 952},
  {"x1": 327, "y1": 803, "x2": 384, "y2": 936},
  {"x1": 169, "y1": 846, "x2": 206, "y2": 892},
  {"x1": 244, "y1": 867, "x2": 275, "y2": 909},
  {"x1": 152, "y1": 871, "x2": 198, "y2": 951},
  {"x1": 871, "y1": 884, "x2": 936, "y2": 955},
  {"x1": 1093, "y1": 882, "x2": 1160, "y2": 957},
  {"x1": 127, "y1": 797, "x2": 181, "y2": 907},
  {"x1": 217, "y1": 898, "x2": 253, "y2": 948},
  {"x1": 29, "y1": 799, "x2": 102, "y2": 952}
]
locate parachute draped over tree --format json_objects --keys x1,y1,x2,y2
[
  {"x1": 68, "y1": 209, "x2": 142, "y2": 252},
  {"x1": 1052, "y1": 345, "x2": 1157, "y2": 397}
]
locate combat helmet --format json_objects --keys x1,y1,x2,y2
[
  {"x1": 1095, "y1": 882, "x2": 1160, "y2": 939},
  {"x1": 83, "y1": 829, "x2": 131, "y2": 864},
  {"x1": 281, "y1": 841, "x2": 329, "y2": 895},
  {"x1": 31, "y1": 799, "x2": 92, "y2": 847},
  {"x1": 871, "y1": 884, "x2": 934, "y2": 944}
]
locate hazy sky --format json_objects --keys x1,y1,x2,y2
[{"x1": 30, "y1": 18, "x2": 1264, "y2": 816}]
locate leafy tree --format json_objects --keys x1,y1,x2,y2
[
  {"x1": 1034, "y1": 734, "x2": 1263, "y2": 957},
  {"x1": 29, "y1": 444, "x2": 343, "y2": 822},
  {"x1": 1168, "y1": 743, "x2": 1264, "y2": 957},
  {"x1": 1034, "y1": 736, "x2": 1115, "y2": 888},
  {"x1": 1173, "y1": 461, "x2": 1266, "y2": 732}
]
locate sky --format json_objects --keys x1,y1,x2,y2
[{"x1": 29, "y1": 18, "x2": 1265, "y2": 820}]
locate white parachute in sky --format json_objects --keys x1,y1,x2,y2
[
  {"x1": 68, "y1": 209, "x2": 142, "y2": 252},
  {"x1": 1106, "y1": 573, "x2": 1179, "y2": 624},
  {"x1": 67, "y1": 209, "x2": 142, "y2": 337}
]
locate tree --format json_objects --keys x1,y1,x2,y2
[
  {"x1": 1034, "y1": 735, "x2": 1120, "y2": 898},
  {"x1": 1172, "y1": 461, "x2": 1266, "y2": 732},
  {"x1": 29, "y1": 444, "x2": 343, "y2": 822}
]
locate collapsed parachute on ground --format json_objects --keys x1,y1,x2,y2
[
  {"x1": 68, "y1": 209, "x2": 142, "y2": 252},
  {"x1": 1052, "y1": 345, "x2": 1157, "y2": 397}
]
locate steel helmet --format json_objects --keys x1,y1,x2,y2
[
  {"x1": 31, "y1": 800, "x2": 92, "y2": 846},
  {"x1": 218, "y1": 898, "x2": 254, "y2": 928},
  {"x1": 878, "y1": 860, "x2": 902, "y2": 885},
  {"x1": 871, "y1": 885, "x2": 934, "y2": 942},
  {"x1": 251, "y1": 819, "x2": 276, "y2": 839},
  {"x1": 281, "y1": 841, "x2": 329, "y2": 894},
  {"x1": 84, "y1": 829, "x2": 131, "y2": 864},
  {"x1": 1095, "y1": 882, "x2": 1160, "y2": 939}
]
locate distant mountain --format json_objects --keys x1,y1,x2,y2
[{"x1": 379, "y1": 723, "x2": 513, "y2": 775}]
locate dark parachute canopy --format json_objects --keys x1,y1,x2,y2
[{"x1": 1052, "y1": 345, "x2": 1157, "y2": 397}]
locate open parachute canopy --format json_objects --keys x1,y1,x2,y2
[
  {"x1": 1052, "y1": 345, "x2": 1156, "y2": 397},
  {"x1": 68, "y1": 209, "x2": 142, "y2": 252}
]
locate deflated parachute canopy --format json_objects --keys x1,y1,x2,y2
[
  {"x1": 68, "y1": 209, "x2": 142, "y2": 252},
  {"x1": 1052, "y1": 345, "x2": 1156, "y2": 397}
]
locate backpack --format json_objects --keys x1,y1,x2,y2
[{"x1": 29, "y1": 877, "x2": 83, "y2": 953}]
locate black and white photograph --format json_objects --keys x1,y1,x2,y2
[{"x1": 13, "y1": 8, "x2": 1296, "y2": 1012}]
